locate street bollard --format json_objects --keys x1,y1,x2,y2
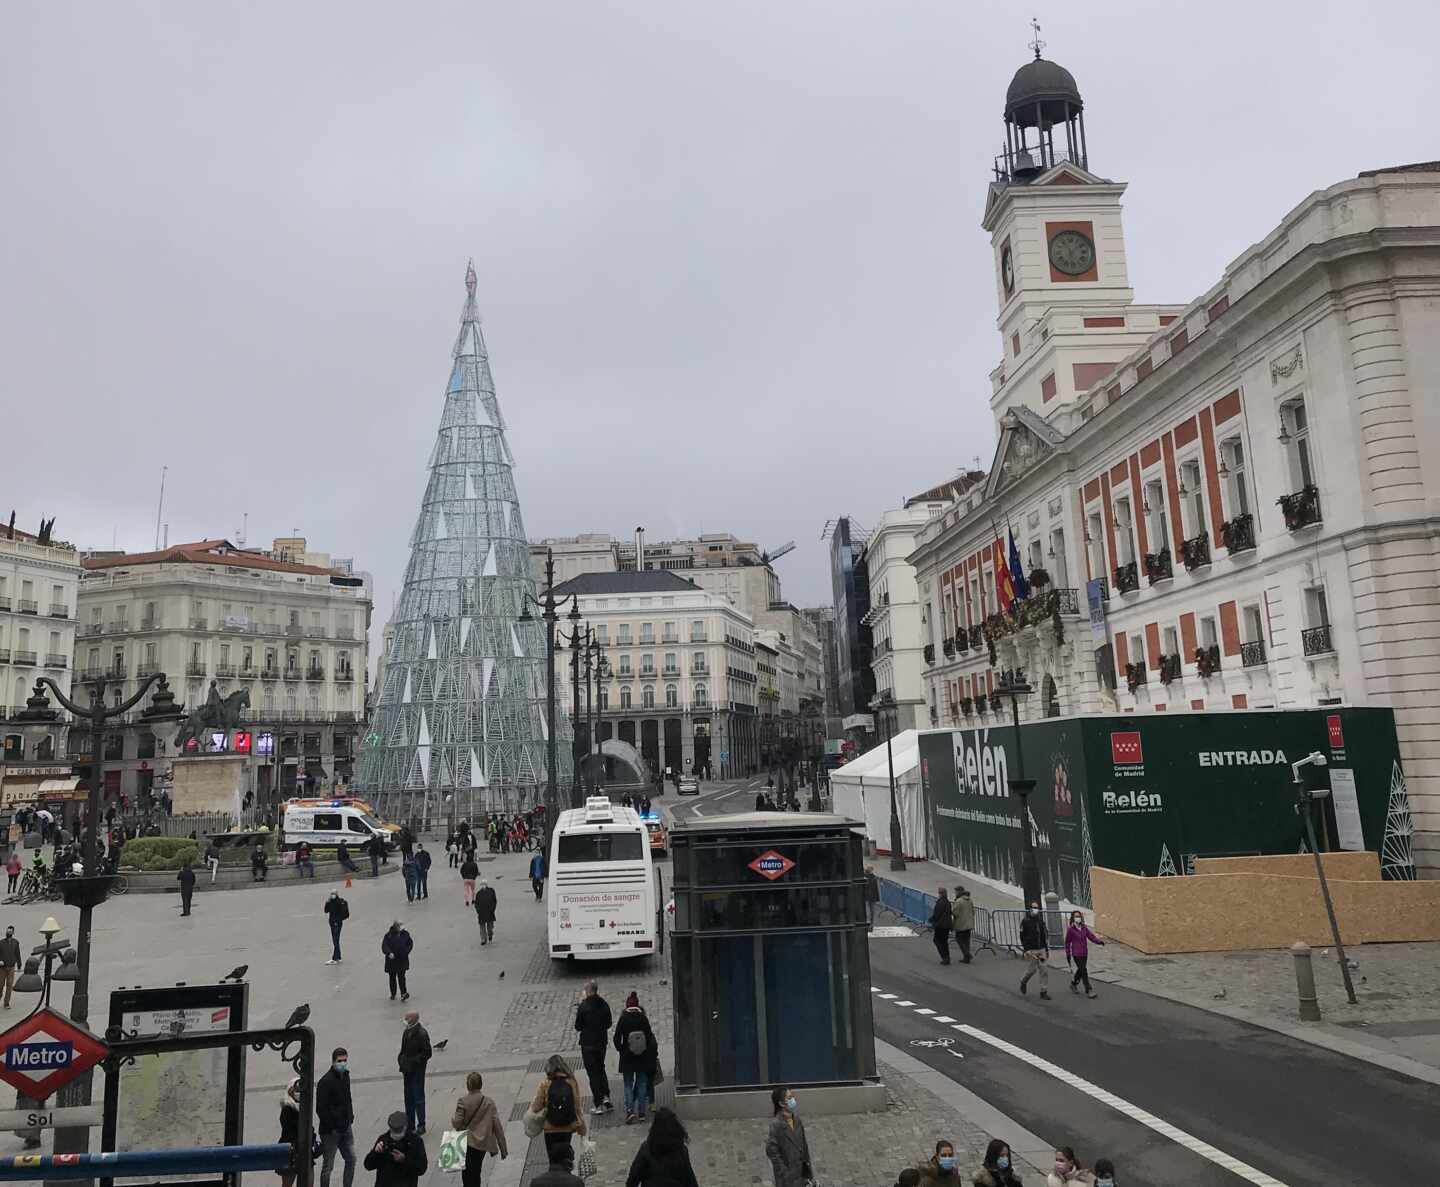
[
  {"x1": 1043, "y1": 890, "x2": 1062, "y2": 947},
  {"x1": 1292, "y1": 941, "x2": 1322, "y2": 1021}
]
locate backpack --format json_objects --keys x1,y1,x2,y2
[
  {"x1": 333, "y1": 897, "x2": 349, "y2": 921},
  {"x1": 545, "y1": 1075, "x2": 576, "y2": 1127},
  {"x1": 627, "y1": 1027, "x2": 648, "y2": 1057}
]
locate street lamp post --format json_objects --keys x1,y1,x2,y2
[
  {"x1": 13, "y1": 916, "x2": 79, "y2": 1011},
  {"x1": 518, "y1": 549, "x2": 576, "y2": 841},
  {"x1": 875, "y1": 691, "x2": 905, "y2": 871},
  {"x1": 16, "y1": 672, "x2": 183, "y2": 1172},
  {"x1": 1293, "y1": 751, "x2": 1359, "y2": 1004},
  {"x1": 996, "y1": 669, "x2": 1043, "y2": 908},
  {"x1": 565, "y1": 601, "x2": 583, "y2": 810}
]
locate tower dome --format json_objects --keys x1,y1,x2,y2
[{"x1": 996, "y1": 34, "x2": 1089, "y2": 184}]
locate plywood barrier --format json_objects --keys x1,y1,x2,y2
[
  {"x1": 1092, "y1": 864, "x2": 1440, "y2": 953},
  {"x1": 1191, "y1": 852, "x2": 1380, "y2": 880}
]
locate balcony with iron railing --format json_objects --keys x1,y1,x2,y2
[
  {"x1": 0, "y1": 597, "x2": 9, "y2": 612},
  {"x1": 1220, "y1": 513, "x2": 1256, "y2": 554},
  {"x1": 106, "y1": 663, "x2": 126, "y2": 679},
  {"x1": 1113, "y1": 561, "x2": 1140, "y2": 595},
  {"x1": 44, "y1": 653, "x2": 67, "y2": 668},
  {"x1": 1240, "y1": 639, "x2": 1267, "y2": 668},
  {"x1": 78, "y1": 666, "x2": 103, "y2": 681},
  {"x1": 690, "y1": 633, "x2": 708, "y2": 643},
  {"x1": 139, "y1": 615, "x2": 160, "y2": 631},
  {"x1": 942, "y1": 639, "x2": 955, "y2": 659},
  {"x1": 335, "y1": 627, "x2": 356, "y2": 640},
  {"x1": 283, "y1": 667, "x2": 302, "y2": 681},
  {"x1": 1301, "y1": 624, "x2": 1334, "y2": 657},
  {"x1": 82, "y1": 622, "x2": 103, "y2": 637},
  {"x1": 13, "y1": 651, "x2": 37, "y2": 667},
  {"x1": 1181, "y1": 532, "x2": 1210, "y2": 572},
  {"x1": 968, "y1": 625, "x2": 984, "y2": 651},
  {"x1": 1144, "y1": 548, "x2": 1174, "y2": 584},
  {"x1": 306, "y1": 665, "x2": 326, "y2": 680},
  {"x1": 260, "y1": 667, "x2": 280, "y2": 680},
  {"x1": 639, "y1": 666, "x2": 657, "y2": 679},
  {"x1": 189, "y1": 618, "x2": 209, "y2": 631},
  {"x1": 215, "y1": 664, "x2": 237, "y2": 678},
  {"x1": 137, "y1": 664, "x2": 162, "y2": 678},
  {"x1": 1054, "y1": 587, "x2": 1081, "y2": 615},
  {"x1": 17, "y1": 599, "x2": 38, "y2": 615},
  {"x1": 335, "y1": 667, "x2": 354, "y2": 682},
  {"x1": 662, "y1": 633, "x2": 679, "y2": 644},
  {"x1": 305, "y1": 626, "x2": 328, "y2": 639},
  {"x1": 186, "y1": 662, "x2": 207, "y2": 677},
  {"x1": 0, "y1": 649, "x2": 9, "y2": 664},
  {"x1": 48, "y1": 604, "x2": 69, "y2": 619},
  {"x1": 285, "y1": 624, "x2": 303, "y2": 636},
  {"x1": 923, "y1": 643, "x2": 935, "y2": 665},
  {"x1": 1278, "y1": 485, "x2": 1322, "y2": 532},
  {"x1": 238, "y1": 665, "x2": 257, "y2": 679}
]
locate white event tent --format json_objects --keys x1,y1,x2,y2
[{"x1": 829, "y1": 729, "x2": 929, "y2": 860}]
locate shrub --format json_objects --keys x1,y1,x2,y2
[{"x1": 119, "y1": 837, "x2": 200, "y2": 872}]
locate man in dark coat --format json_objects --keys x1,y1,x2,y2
[
  {"x1": 412, "y1": 844, "x2": 431, "y2": 900},
  {"x1": 317, "y1": 1047, "x2": 357, "y2": 1187},
  {"x1": 362, "y1": 1111, "x2": 427, "y2": 1187},
  {"x1": 397, "y1": 1011, "x2": 432, "y2": 1135},
  {"x1": 473, "y1": 880, "x2": 497, "y2": 945},
  {"x1": 530, "y1": 1141, "x2": 583, "y2": 1187},
  {"x1": 325, "y1": 891, "x2": 349, "y2": 964},
  {"x1": 928, "y1": 887, "x2": 954, "y2": 966},
  {"x1": 177, "y1": 861, "x2": 196, "y2": 916},
  {"x1": 367, "y1": 834, "x2": 383, "y2": 877},
  {"x1": 573, "y1": 981, "x2": 613, "y2": 1115},
  {"x1": 382, "y1": 921, "x2": 413, "y2": 1001}
]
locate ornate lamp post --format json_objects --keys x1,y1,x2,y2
[
  {"x1": 13, "y1": 915, "x2": 78, "y2": 1011},
  {"x1": 518, "y1": 549, "x2": 576, "y2": 840},
  {"x1": 873, "y1": 691, "x2": 905, "y2": 870},
  {"x1": 564, "y1": 601, "x2": 584, "y2": 809},
  {"x1": 15, "y1": 672, "x2": 183, "y2": 1168},
  {"x1": 995, "y1": 669, "x2": 1043, "y2": 908}
]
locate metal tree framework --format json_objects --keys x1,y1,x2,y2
[{"x1": 356, "y1": 263, "x2": 572, "y2": 823}]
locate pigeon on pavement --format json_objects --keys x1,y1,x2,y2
[{"x1": 223, "y1": 965, "x2": 249, "y2": 982}]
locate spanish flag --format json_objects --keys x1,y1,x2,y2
[{"x1": 994, "y1": 537, "x2": 1017, "y2": 611}]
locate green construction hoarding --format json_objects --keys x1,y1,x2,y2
[{"x1": 917, "y1": 706, "x2": 1414, "y2": 908}]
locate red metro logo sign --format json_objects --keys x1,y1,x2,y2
[
  {"x1": 747, "y1": 850, "x2": 795, "y2": 881},
  {"x1": 0, "y1": 1007, "x2": 109, "y2": 1100}
]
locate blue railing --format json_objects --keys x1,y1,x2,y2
[
  {"x1": 0, "y1": 1145, "x2": 291, "y2": 1181},
  {"x1": 876, "y1": 877, "x2": 1063, "y2": 952}
]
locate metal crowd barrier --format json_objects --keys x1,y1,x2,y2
[{"x1": 876, "y1": 878, "x2": 1067, "y2": 955}]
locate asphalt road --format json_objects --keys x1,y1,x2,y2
[{"x1": 665, "y1": 779, "x2": 1438, "y2": 1187}]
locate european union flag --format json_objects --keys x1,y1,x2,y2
[{"x1": 1008, "y1": 530, "x2": 1031, "y2": 601}]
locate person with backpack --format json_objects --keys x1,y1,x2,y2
[
  {"x1": 382, "y1": 921, "x2": 413, "y2": 1002},
  {"x1": 613, "y1": 991, "x2": 658, "y2": 1124},
  {"x1": 1019, "y1": 903, "x2": 1050, "y2": 1000},
  {"x1": 527, "y1": 1053, "x2": 586, "y2": 1163},
  {"x1": 325, "y1": 891, "x2": 350, "y2": 964},
  {"x1": 459, "y1": 854, "x2": 480, "y2": 906}
]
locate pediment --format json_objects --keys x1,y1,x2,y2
[{"x1": 984, "y1": 407, "x2": 1065, "y2": 499}]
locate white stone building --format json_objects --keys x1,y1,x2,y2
[
  {"x1": 550, "y1": 570, "x2": 758, "y2": 780},
  {"x1": 76, "y1": 538, "x2": 372, "y2": 804},
  {"x1": 0, "y1": 524, "x2": 81, "y2": 763},
  {"x1": 910, "y1": 51, "x2": 1440, "y2": 873}
]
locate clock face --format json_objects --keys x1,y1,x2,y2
[
  {"x1": 1049, "y1": 229, "x2": 1095, "y2": 276},
  {"x1": 1000, "y1": 245, "x2": 1014, "y2": 295}
]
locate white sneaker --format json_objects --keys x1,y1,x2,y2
[{"x1": 325, "y1": 959, "x2": 338, "y2": 965}]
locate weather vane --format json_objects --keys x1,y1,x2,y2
[{"x1": 1028, "y1": 17, "x2": 1045, "y2": 60}]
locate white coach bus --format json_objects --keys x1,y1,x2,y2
[{"x1": 548, "y1": 797, "x2": 658, "y2": 961}]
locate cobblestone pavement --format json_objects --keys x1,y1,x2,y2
[{"x1": 873, "y1": 857, "x2": 1440, "y2": 1071}]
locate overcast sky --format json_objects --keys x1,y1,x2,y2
[{"x1": 4, "y1": 1, "x2": 1436, "y2": 632}]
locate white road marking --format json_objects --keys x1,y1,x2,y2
[
  {"x1": 934, "y1": 1015, "x2": 956, "y2": 1023},
  {"x1": 876, "y1": 993, "x2": 897, "y2": 1000},
  {"x1": 947, "y1": 1050, "x2": 966, "y2": 1061},
  {"x1": 894, "y1": 1000, "x2": 916, "y2": 1007},
  {"x1": 954, "y1": 1023, "x2": 1290, "y2": 1187},
  {"x1": 690, "y1": 805, "x2": 704, "y2": 816},
  {"x1": 914, "y1": 1008, "x2": 936, "y2": 1015}
]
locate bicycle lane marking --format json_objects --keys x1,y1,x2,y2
[
  {"x1": 872, "y1": 989, "x2": 1290, "y2": 1187},
  {"x1": 953, "y1": 1023, "x2": 1291, "y2": 1187}
]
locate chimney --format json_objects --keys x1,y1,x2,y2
[{"x1": 635, "y1": 526, "x2": 646, "y2": 571}]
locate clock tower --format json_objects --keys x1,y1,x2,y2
[{"x1": 982, "y1": 41, "x2": 1137, "y2": 419}]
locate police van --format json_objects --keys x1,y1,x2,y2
[{"x1": 278, "y1": 798, "x2": 397, "y2": 852}]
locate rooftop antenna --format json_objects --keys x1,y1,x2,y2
[
  {"x1": 153, "y1": 465, "x2": 168, "y2": 550},
  {"x1": 1028, "y1": 16, "x2": 1045, "y2": 59}
]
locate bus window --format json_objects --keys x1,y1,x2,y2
[{"x1": 558, "y1": 833, "x2": 644, "y2": 863}]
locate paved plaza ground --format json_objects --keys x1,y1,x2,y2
[{"x1": 0, "y1": 817, "x2": 1044, "y2": 1187}]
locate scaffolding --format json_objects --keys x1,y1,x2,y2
[{"x1": 355, "y1": 263, "x2": 572, "y2": 824}]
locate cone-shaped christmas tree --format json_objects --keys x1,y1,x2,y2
[{"x1": 357, "y1": 263, "x2": 571, "y2": 822}]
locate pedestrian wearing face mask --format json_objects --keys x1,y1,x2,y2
[
  {"x1": 317, "y1": 1047, "x2": 357, "y2": 1187},
  {"x1": 1045, "y1": 1146, "x2": 1094, "y2": 1186},
  {"x1": 363, "y1": 1111, "x2": 427, "y2": 1187},
  {"x1": 1065, "y1": 911, "x2": 1104, "y2": 999},
  {"x1": 1091, "y1": 1158, "x2": 1115, "y2": 1187},
  {"x1": 974, "y1": 1139, "x2": 1022, "y2": 1186},
  {"x1": 917, "y1": 1139, "x2": 961, "y2": 1186},
  {"x1": 764, "y1": 1085, "x2": 813, "y2": 1187},
  {"x1": 1018, "y1": 903, "x2": 1050, "y2": 1000},
  {"x1": 928, "y1": 888, "x2": 954, "y2": 966}
]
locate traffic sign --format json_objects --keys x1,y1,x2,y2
[{"x1": 0, "y1": 1007, "x2": 109, "y2": 1100}]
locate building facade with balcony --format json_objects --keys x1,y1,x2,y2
[
  {"x1": 913, "y1": 52, "x2": 1440, "y2": 873},
  {"x1": 0, "y1": 524, "x2": 81, "y2": 763},
  {"x1": 549, "y1": 570, "x2": 758, "y2": 782},
  {"x1": 74, "y1": 538, "x2": 372, "y2": 804}
]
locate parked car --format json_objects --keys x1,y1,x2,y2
[{"x1": 678, "y1": 776, "x2": 699, "y2": 795}]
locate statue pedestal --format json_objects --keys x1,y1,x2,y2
[{"x1": 172, "y1": 755, "x2": 247, "y2": 818}]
